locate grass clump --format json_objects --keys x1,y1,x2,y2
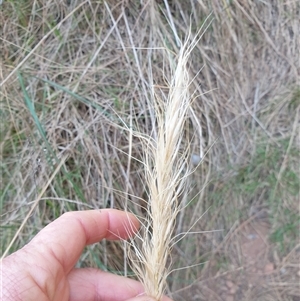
[{"x1": 1, "y1": 1, "x2": 299, "y2": 300}]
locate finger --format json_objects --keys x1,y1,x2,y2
[
  {"x1": 26, "y1": 209, "x2": 139, "y2": 274},
  {"x1": 68, "y1": 268, "x2": 173, "y2": 301}
]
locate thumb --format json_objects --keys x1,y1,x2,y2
[
  {"x1": 126, "y1": 295, "x2": 174, "y2": 301},
  {"x1": 126, "y1": 297, "x2": 155, "y2": 301}
]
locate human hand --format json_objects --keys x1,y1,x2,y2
[{"x1": 1, "y1": 209, "x2": 172, "y2": 301}]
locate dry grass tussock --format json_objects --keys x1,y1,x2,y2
[{"x1": 1, "y1": 1, "x2": 299, "y2": 300}]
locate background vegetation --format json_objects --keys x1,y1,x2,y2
[{"x1": 1, "y1": 1, "x2": 299, "y2": 300}]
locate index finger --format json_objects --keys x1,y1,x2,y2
[{"x1": 26, "y1": 209, "x2": 139, "y2": 273}]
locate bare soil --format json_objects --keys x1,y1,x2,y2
[{"x1": 173, "y1": 213, "x2": 300, "y2": 301}]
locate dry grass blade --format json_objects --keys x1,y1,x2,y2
[
  {"x1": 130, "y1": 35, "x2": 200, "y2": 300},
  {"x1": 1, "y1": 155, "x2": 68, "y2": 260},
  {"x1": 0, "y1": 1, "x2": 88, "y2": 87}
]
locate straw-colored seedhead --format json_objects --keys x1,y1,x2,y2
[{"x1": 129, "y1": 36, "x2": 199, "y2": 300}]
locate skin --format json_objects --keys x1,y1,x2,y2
[{"x1": 1, "y1": 209, "x2": 172, "y2": 301}]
